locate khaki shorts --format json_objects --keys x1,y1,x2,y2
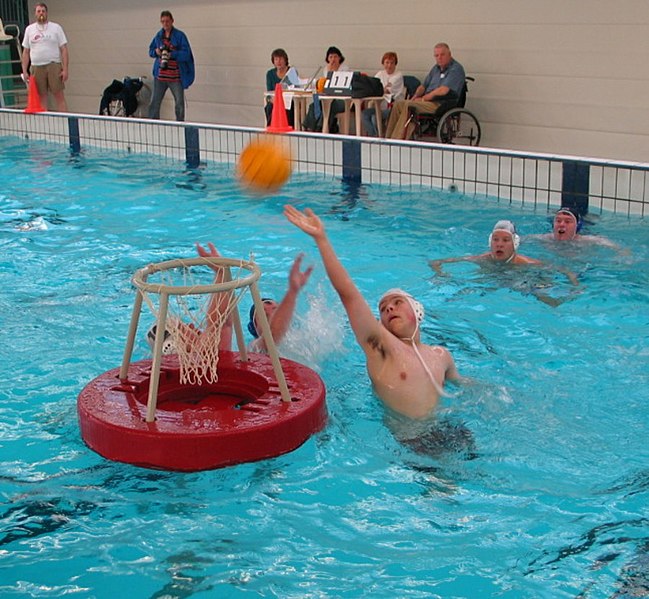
[{"x1": 32, "y1": 63, "x2": 65, "y2": 94}]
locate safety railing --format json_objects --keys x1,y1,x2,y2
[{"x1": 0, "y1": 108, "x2": 648, "y2": 217}]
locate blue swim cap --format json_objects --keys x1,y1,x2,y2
[
  {"x1": 557, "y1": 207, "x2": 583, "y2": 232},
  {"x1": 247, "y1": 305, "x2": 259, "y2": 337},
  {"x1": 247, "y1": 298, "x2": 273, "y2": 338}
]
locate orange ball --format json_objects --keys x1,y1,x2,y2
[{"x1": 237, "y1": 138, "x2": 292, "y2": 194}]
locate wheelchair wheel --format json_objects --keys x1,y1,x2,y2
[{"x1": 437, "y1": 108, "x2": 481, "y2": 146}]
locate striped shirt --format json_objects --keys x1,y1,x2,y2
[{"x1": 158, "y1": 38, "x2": 180, "y2": 83}]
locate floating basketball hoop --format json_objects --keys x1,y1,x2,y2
[{"x1": 77, "y1": 255, "x2": 327, "y2": 471}]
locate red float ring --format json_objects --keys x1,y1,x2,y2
[{"x1": 77, "y1": 351, "x2": 327, "y2": 471}]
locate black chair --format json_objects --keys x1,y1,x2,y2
[
  {"x1": 402, "y1": 75, "x2": 421, "y2": 100},
  {"x1": 408, "y1": 76, "x2": 481, "y2": 146}
]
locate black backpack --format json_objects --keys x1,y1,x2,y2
[
  {"x1": 351, "y1": 73, "x2": 384, "y2": 98},
  {"x1": 99, "y1": 77, "x2": 144, "y2": 117}
]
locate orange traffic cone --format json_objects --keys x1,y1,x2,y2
[
  {"x1": 266, "y1": 83, "x2": 293, "y2": 133},
  {"x1": 24, "y1": 76, "x2": 45, "y2": 113}
]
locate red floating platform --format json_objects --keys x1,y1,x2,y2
[{"x1": 77, "y1": 351, "x2": 327, "y2": 471}]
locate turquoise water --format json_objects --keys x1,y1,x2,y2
[{"x1": 1, "y1": 137, "x2": 648, "y2": 598}]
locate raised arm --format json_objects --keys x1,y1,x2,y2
[
  {"x1": 255, "y1": 253, "x2": 314, "y2": 352},
  {"x1": 196, "y1": 242, "x2": 232, "y2": 350},
  {"x1": 284, "y1": 204, "x2": 381, "y2": 344}
]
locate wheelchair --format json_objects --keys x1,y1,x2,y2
[{"x1": 405, "y1": 76, "x2": 481, "y2": 146}]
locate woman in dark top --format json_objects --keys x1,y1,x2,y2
[
  {"x1": 265, "y1": 48, "x2": 295, "y2": 126},
  {"x1": 302, "y1": 46, "x2": 347, "y2": 133}
]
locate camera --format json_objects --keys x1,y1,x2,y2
[{"x1": 160, "y1": 48, "x2": 170, "y2": 69}]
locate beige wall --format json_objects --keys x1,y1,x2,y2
[{"x1": 27, "y1": 0, "x2": 649, "y2": 162}]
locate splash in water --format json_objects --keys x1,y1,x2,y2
[{"x1": 280, "y1": 284, "x2": 347, "y2": 370}]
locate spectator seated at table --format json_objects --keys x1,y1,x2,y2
[
  {"x1": 385, "y1": 42, "x2": 465, "y2": 140},
  {"x1": 361, "y1": 51, "x2": 405, "y2": 137},
  {"x1": 265, "y1": 48, "x2": 297, "y2": 126},
  {"x1": 302, "y1": 46, "x2": 350, "y2": 133}
]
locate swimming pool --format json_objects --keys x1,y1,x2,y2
[{"x1": 1, "y1": 136, "x2": 648, "y2": 598}]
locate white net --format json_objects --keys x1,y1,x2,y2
[{"x1": 140, "y1": 258, "x2": 247, "y2": 385}]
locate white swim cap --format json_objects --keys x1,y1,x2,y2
[
  {"x1": 489, "y1": 220, "x2": 520, "y2": 250},
  {"x1": 378, "y1": 288, "x2": 425, "y2": 323},
  {"x1": 379, "y1": 288, "x2": 452, "y2": 396}
]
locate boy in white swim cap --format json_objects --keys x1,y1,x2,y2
[
  {"x1": 284, "y1": 204, "x2": 462, "y2": 420},
  {"x1": 430, "y1": 220, "x2": 542, "y2": 274},
  {"x1": 429, "y1": 219, "x2": 580, "y2": 305}
]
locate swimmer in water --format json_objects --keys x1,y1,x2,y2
[
  {"x1": 196, "y1": 244, "x2": 314, "y2": 354},
  {"x1": 147, "y1": 242, "x2": 233, "y2": 355},
  {"x1": 553, "y1": 207, "x2": 583, "y2": 241},
  {"x1": 284, "y1": 203, "x2": 462, "y2": 420},
  {"x1": 429, "y1": 220, "x2": 580, "y2": 306},
  {"x1": 531, "y1": 206, "x2": 623, "y2": 251},
  {"x1": 246, "y1": 253, "x2": 314, "y2": 353},
  {"x1": 147, "y1": 244, "x2": 313, "y2": 355},
  {"x1": 430, "y1": 220, "x2": 542, "y2": 273}
]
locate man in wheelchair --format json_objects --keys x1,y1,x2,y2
[{"x1": 385, "y1": 42, "x2": 465, "y2": 140}]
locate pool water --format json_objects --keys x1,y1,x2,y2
[{"x1": 1, "y1": 137, "x2": 648, "y2": 598}]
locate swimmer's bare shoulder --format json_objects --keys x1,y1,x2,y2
[
  {"x1": 580, "y1": 234, "x2": 624, "y2": 250},
  {"x1": 421, "y1": 343, "x2": 473, "y2": 389},
  {"x1": 512, "y1": 254, "x2": 542, "y2": 265}
]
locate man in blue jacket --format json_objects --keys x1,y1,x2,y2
[{"x1": 148, "y1": 10, "x2": 195, "y2": 121}]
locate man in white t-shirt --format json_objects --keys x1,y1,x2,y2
[{"x1": 21, "y1": 3, "x2": 69, "y2": 111}]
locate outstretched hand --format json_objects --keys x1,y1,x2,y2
[
  {"x1": 288, "y1": 253, "x2": 314, "y2": 292},
  {"x1": 196, "y1": 242, "x2": 222, "y2": 273},
  {"x1": 196, "y1": 241, "x2": 220, "y2": 258},
  {"x1": 284, "y1": 205, "x2": 324, "y2": 239}
]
